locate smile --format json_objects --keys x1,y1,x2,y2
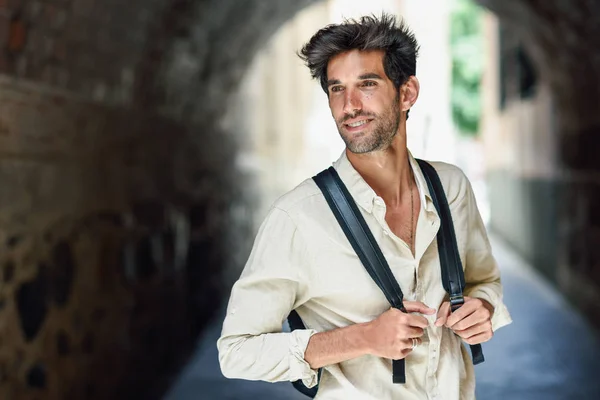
[{"x1": 345, "y1": 119, "x2": 372, "y2": 128}]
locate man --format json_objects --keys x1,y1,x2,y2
[{"x1": 217, "y1": 14, "x2": 511, "y2": 400}]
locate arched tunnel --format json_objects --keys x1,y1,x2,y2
[{"x1": 0, "y1": 0, "x2": 599, "y2": 399}]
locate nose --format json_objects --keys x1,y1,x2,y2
[{"x1": 343, "y1": 89, "x2": 362, "y2": 116}]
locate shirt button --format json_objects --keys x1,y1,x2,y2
[{"x1": 383, "y1": 230, "x2": 389, "y2": 236}]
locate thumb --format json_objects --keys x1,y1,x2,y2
[
  {"x1": 435, "y1": 301, "x2": 451, "y2": 327},
  {"x1": 403, "y1": 301, "x2": 436, "y2": 315}
]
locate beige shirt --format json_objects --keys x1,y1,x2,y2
[{"x1": 217, "y1": 151, "x2": 512, "y2": 400}]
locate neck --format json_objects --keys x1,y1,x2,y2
[{"x1": 346, "y1": 130, "x2": 413, "y2": 208}]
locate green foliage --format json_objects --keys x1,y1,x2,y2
[{"x1": 450, "y1": 0, "x2": 484, "y2": 136}]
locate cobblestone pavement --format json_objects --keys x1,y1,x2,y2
[{"x1": 164, "y1": 235, "x2": 600, "y2": 400}]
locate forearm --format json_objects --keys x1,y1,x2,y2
[{"x1": 304, "y1": 321, "x2": 371, "y2": 369}]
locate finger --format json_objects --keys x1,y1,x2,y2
[
  {"x1": 403, "y1": 326, "x2": 425, "y2": 338},
  {"x1": 435, "y1": 301, "x2": 451, "y2": 327},
  {"x1": 446, "y1": 301, "x2": 478, "y2": 327},
  {"x1": 454, "y1": 321, "x2": 492, "y2": 340},
  {"x1": 402, "y1": 337, "x2": 423, "y2": 350},
  {"x1": 388, "y1": 308, "x2": 428, "y2": 329},
  {"x1": 398, "y1": 348, "x2": 413, "y2": 358},
  {"x1": 405, "y1": 314, "x2": 429, "y2": 329},
  {"x1": 447, "y1": 298, "x2": 493, "y2": 329},
  {"x1": 403, "y1": 301, "x2": 436, "y2": 315},
  {"x1": 393, "y1": 343, "x2": 420, "y2": 360},
  {"x1": 449, "y1": 308, "x2": 489, "y2": 331},
  {"x1": 463, "y1": 330, "x2": 494, "y2": 345},
  {"x1": 465, "y1": 296, "x2": 495, "y2": 314}
]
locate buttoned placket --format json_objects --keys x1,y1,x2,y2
[
  {"x1": 368, "y1": 171, "x2": 444, "y2": 400},
  {"x1": 414, "y1": 201, "x2": 443, "y2": 400},
  {"x1": 426, "y1": 328, "x2": 442, "y2": 400},
  {"x1": 423, "y1": 204, "x2": 443, "y2": 400}
]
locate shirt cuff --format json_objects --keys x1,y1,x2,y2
[
  {"x1": 467, "y1": 288, "x2": 513, "y2": 332},
  {"x1": 289, "y1": 328, "x2": 319, "y2": 388}
]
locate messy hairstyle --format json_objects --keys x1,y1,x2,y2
[{"x1": 298, "y1": 13, "x2": 419, "y2": 110}]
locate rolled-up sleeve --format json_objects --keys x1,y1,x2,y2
[
  {"x1": 217, "y1": 206, "x2": 319, "y2": 386},
  {"x1": 461, "y1": 176, "x2": 512, "y2": 332}
]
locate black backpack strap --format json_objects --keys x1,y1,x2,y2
[
  {"x1": 286, "y1": 165, "x2": 407, "y2": 397},
  {"x1": 313, "y1": 167, "x2": 407, "y2": 384},
  {"x1": 416, "y1": 159, "x2": 485, "y2": 365}
]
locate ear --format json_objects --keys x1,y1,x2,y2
[{"x1": 400, "y1": 76, "x2": 420, "y2": 112}]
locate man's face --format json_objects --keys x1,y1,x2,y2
[{"x1": 326, "y1": 50, "x2": 401, "y2": 154}]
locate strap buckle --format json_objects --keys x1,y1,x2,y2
[{"x1": 449, "y1": 295, "x2": 464, "y2": 312}]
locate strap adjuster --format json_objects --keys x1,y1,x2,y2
[{"x1": 450, "y1": 295, "x2": 464, "y2": 312}]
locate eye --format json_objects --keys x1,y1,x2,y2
[
  {"x1": 330, "y1": 86, "x2": 344, "y2": 93},
  {"x1": 362, "y1": 80, "x2": 377, "y2": 87}
]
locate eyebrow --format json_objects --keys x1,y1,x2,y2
[
  {"x1": 327, "y1": 73, "x2": 384, "y2": 87},
  {"x1": 358, "y1": 73, "x2": 384, "y2": 80}
]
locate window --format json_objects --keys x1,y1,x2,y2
[{"x1": 498, "y1": 22, "x2": 537, "y2": 110}]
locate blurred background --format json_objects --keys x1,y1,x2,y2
[{"x1": 0, "y1": 0, "x2": 599, "y2": 399}]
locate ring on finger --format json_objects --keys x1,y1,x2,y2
[{"x1": 411, "y1": 338, "x2": 418, "y2": 350}]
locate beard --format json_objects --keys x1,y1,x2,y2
[{"x1": 335, "y1": 99, "x2": 401, "y2": 154}]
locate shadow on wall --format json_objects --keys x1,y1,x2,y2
[{"x1": 0, "y1": 79, "x2": 256, "y2": 399}]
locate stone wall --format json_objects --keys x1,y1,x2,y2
[{"x1": 0, "y1": 78, "x2": 253, "y2": 399}]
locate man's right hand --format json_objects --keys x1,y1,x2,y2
[{"x1": 364, "y1": 301, "x2": 436, "y2": 360}]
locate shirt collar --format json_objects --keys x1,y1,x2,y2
[{"x1": 332, "y1": 150, "x2": 435, "y2": 214}]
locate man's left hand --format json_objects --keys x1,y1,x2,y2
[{"x1": 434, "y1": 297, "x2": 494, "y2": 345}]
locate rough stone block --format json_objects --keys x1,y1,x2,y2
[{"x1": 0, "y1": 15, "x2": 9, "y2": 47}]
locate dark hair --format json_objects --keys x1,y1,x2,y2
[{"x1": 298, "y1": 13, "x2": 419, "y2": 96}]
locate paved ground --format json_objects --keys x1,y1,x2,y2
[{"x1": 164, "y1": 235, "x2": 600, "y2": 400}]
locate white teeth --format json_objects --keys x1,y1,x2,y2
[{"x1": 348, "y1": 120, "x2": 369, "y2": 127}]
